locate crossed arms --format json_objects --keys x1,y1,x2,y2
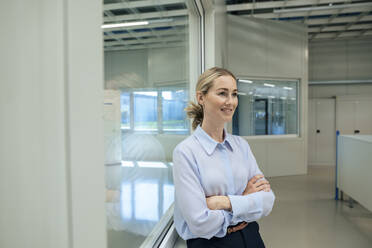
[{"x1": 173, "y1": 147, "x2": 275, "y2": 239}]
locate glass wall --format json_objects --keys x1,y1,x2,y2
[
  {"x1": 233, "y1": 78, "x2": 299, "y2": 136},
  {"x1": 102, "y1": 1, "x2": 200, "y2": 247}
]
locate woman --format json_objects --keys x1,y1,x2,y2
[{"x1": 172, "y1": 67, "x2": 275, "y2": 248}]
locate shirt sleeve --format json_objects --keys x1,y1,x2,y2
[
  {"x1": 173, "y1": 146, "x2": 231, "y2": 239},
  {"x1": 227, "y1": 138, "x2": 275, "y2": 223}
]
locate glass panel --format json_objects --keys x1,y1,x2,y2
[
  {"x1": 103, "y1": 0, "x2": 197, "y2": 246},
  {"x1": 234, "y1": 79, "x2": 299, "y2": 136}
]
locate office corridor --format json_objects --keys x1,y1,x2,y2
[{"x1": 175, "y1": 166, "x2": 372, "y2": 248}]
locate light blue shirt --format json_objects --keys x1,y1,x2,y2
[{"x1": 173, "y1": 125, "x2": 275, "y2": 240}]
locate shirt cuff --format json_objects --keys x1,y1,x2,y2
[{"x1": 228, "y1": 192, "x2": 263, "y2": 221}]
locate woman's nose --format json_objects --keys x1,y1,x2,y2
[{"x1": 226, "y1": 95, "x2": 234, "y2": 104}]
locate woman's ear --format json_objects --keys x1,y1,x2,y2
[{"x1": 196, "y1": 91, "x2": 204, "y2": 106}]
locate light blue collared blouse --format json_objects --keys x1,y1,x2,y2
[{"x1": 173, "y1": 125, "x2": 275, "y2": 240}]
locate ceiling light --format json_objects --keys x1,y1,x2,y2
[
  {"x1": 239, "y1": 79, "x2": 253, "y2": 84},
  {"x1": 102, "y1": 21, "x2": 149, "y2": 29},
  {"x1": 283, "y1": 87, "x2": 293, "y2": 90},
  {"x1": 280, "y1": 97, "x2": 287, "y2": 100},
  {"x1": 254, "y1": 94, "x2": 262, "y2": 97},
  {"x1": 264, "y1": 83, "x2": 275, "y2": 87},
  {"x1": 268, "y1": 96, "x2": 275, "y2": 99},
  {"x1": 237, "y1": 92, "x2": 247, "y2": 96}
]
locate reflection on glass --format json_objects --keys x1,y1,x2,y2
[
  {"x1": 120, "y1": 93, "x2": 130, "y2": 129},
  {"x1": 121, "y1": 161, "x2": 134, "y2": 167},
  {"x1": 120, "y1": 88, "x2": 189, "y2": 134},
  {"x1": 135, "y1": 182, "x2": 159, "y2": 221},
  {"x1": 163, "y1": 184, "x2": 175, "y2": 214},
  {"x1": 254, "y1": 99, "x2": 268, "y2": 135},
  {"x1": 234, "y1": 79, "x2": 299, "y2": 136},
  {"x1": 107, "y1": 164, "x2": 174, "y2": 227},
  {"x1": 121, "y1": 183, "x2": 132, "y2": 219},
  {"x1": 137, "y1": 161, "x2": 167, "y2": 168},
  {"x1": 162, "y1": 89, "x2": 188, "y2": 133},
  {"x1": 134, "y1": 91, "x2": 158, "y2": 131}
]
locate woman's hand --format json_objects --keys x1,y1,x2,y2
[
  {"x1": 243, "y1": 174, "x2": 271, "y2": 195},
  {"x1": 206, "y1": 195, "x2": 232, "y2": 211}
]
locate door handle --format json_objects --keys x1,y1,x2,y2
[
  {"x1": 316, "y1": 129, "x2": 320, "y2": 133},
  {"x1": 354, "y1": 130, "x2": 360, "y2": 134}
]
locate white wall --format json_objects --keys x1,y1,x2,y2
[
  {"x1": 309, "y1": 84, "x2": 372, "y2": 98},
  {"x1": 227, "y1": 15, "x2": 308, "y2": 177},
  {"x1": 309, "y1": 37, "x2": 372, "y2": 81},
  {"x1": 0, "y1": 1, "x2": 107, "y2": 248}
]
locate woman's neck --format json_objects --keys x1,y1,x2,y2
[{"x1": 201, "y1": 118, "x2": 225, "y2": 143}]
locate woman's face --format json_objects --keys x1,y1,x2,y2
[{"x1": 198, "y1": 75, "x2": 238, "y2": 124}]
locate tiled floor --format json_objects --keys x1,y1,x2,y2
[{"x1": 175, "y1": 166, "x2": 372, "y2": 247}]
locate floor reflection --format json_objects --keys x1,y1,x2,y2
[{"x1": 105, "y1": 161, "x2": 174, "y2": 248}]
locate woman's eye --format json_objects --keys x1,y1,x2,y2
[
  {"x1": 232, "y1": 93, "x2": 238, "y2": 97},
  {"x1": 218, "y1": 92, "x2": 227, "y2": 96}
]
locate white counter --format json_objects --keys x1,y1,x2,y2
[{"x1": 337, "y1": 135, "x2": 372, "y2": 212}]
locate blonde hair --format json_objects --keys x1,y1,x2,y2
[{"x1": 185, "y1": 67, "x2": 236, "y2": 130}]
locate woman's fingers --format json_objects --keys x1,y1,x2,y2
[
  {"x1": 254, "y1": 179, "x2": 269, "y2": 187},
  {"x1": 243, "y1": 175, "x2": 271, "y2": 194},
  {"x1": 255, "y1": 183, "x2": 271, "y2": 192},
  {"x1": 256, "y1": 185, "x2": 266, "y2": 192},
  {"x1": 249, "y1": 174, "x2": 264, "y2": 184}
]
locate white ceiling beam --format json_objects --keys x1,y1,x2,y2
[
  {"x1": 104, "y1": 0, "x2": 185, "y2": 11},
  {"x1": 105, "y1": 35, "x2": 187, "y2": 47},
  {"x1": 311, "y1": 34, "x2": 372, "y2": 41},
  {"x1": 104, "y1": 41, "x2": 186, "y2": 52},
  {"x1": 363, "y1": 30, "x2": 372, "y2": 36},
  {"x1": 312, "y1": 30, "x2": 368, "y2": 39},
  {"x1": 332, "y1": 10, "x2": 370, "y2": 39},
  {"x1": 295, "y1": 15, "x2": 372, "y2": 25},
  {"x1": 274, "y1": 2, "x2": 372, "y2": 14},
  {"x1": 308, "y1": 23, "x2": 372, "y2": 32},
  {"x1": 104, "y1": 27, "x2": 187, "y2": 40},
  {"x1": 103, "y1": 9, "x2": 187, "y2": 23},
  {"x1": 239, "y1": 7, "x2": 372, "y2": 19},
  {"x1": 227, "y1": 0, "x2": 347, "y2": 12}
]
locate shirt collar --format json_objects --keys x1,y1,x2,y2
[{"x1": 193, "y1": 125, "x2": 234, "y2": 155}]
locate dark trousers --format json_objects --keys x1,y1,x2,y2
[{"x1": 186, "y1": 221, "x2": 265, "y2": 248}]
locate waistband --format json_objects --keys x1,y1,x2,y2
[{"x1": 227, "y1": 221, "x2": 248, "y2": 234}]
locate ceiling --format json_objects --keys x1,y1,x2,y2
[{"x1": 103, "y1": 0, "x2": 372, "y2": 51}]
